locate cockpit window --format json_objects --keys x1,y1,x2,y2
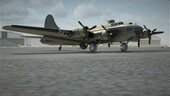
[
  {"x1": 129, "y1": 22, "x2": 133, "y2": 24},
  {"x1": 118, "y1": 22, "x2": 124, "y2": 25},
  {"x1": 114, "y1": 23, "x2": 118, "y2": 26},
  {"x1": 108, "y1": 20, "x2": 115, "y2": 24}
]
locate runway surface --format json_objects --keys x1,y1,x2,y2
[{"x1": 0, "y1": 46, "x2": 170, "y2": 96}]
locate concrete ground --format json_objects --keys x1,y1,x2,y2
[{"x1": 0, "y1": 46, "x2": 170, "y2": 96}]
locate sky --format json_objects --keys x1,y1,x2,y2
[{"x1": 0, "y1": 0, "x2": 170, "y2": 46}]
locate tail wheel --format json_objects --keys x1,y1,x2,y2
[
  {"x1": 89, "y1": 43, "x2": 98, "y2": 52},
  {"x1": 58, "y1": 45, "x2": 62, "y2": 51},
  {"x1": 120, "y1": 43, "x2": 128, "y2": 52}
]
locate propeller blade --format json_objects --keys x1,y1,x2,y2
[
  {"x1": 143, "y1": 25, "x2": 148, "y2": 30},
  {"x1": 101, "y1": 25, "x2": 110, "y2": 37},
  {"x1": 78, "y1": 21, "x2": 85, "y2": 28},
  {"x1": 89, "y1": 25, "x2": 97, "y2": 30},
  {"x1": 135, "y1": 31, "x2": 141, "y2": 47},
  {"x1": 152, "y1": 28, "x2": 157, "y2": 32},
  {"x1": 138, "y1": 38, "x2": 140, "y2": 47},
  {"x1": 149, "y1": 36, "x2": 151, "y2": 45},
  {"x1": 102, "y1": 25, "x2": 111, "y2": 47},
  {"x1": 151, "y1": 31, "x2": 164, "y2": 35},
  {"x1": 101, "y1": 25, "x2": 107, "y2": 31}
]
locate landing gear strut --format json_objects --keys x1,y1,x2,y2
[
  {"x1": 58, "y1": 45, "x2": 62, "y2": 51},
  {"x1": 89, "y1": 43, "x2": 98, "y2": 52},
  {"x1": 120, "y1": 42, "x2": 128, "y2": 52}
]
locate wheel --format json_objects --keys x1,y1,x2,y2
[
  {"x1": 80, "y1": 43, "x2": 88, "y2": 50},
  {"x1": 120, "y1": 43, "x2": 128, "y2": 52},
  {"x1": 89, "y1": 43, "x2": 98, "y2": 52}
]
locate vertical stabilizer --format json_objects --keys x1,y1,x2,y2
[{"x1": 44, "y1": 14, "x2": 60, "y2": 29}]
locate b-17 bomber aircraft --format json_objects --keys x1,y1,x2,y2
[{"x1": 3, "y1": 14, "x2": 164, "y2": 52}]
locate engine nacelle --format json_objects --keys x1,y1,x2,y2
[
  {"x1": 40, "y1": 37, "x2": 56, "y2": 45},
  {"x1": 129, "y1": 36, "x2": 138, "y2": 42},
  {"x1": 141, "y1": 31, "x2": 149, "y2": 38}
]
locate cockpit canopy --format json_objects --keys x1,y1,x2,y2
[
  {"x1": 107, "y1": 20, "x2": 115, "y2": 24},
  {"x1": 107, "y1": 20, "x2": 124, "y2": 26}
]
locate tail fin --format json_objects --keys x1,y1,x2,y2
[{"x1": 44, "y1": 14, "x2": 60, "y2": 29}]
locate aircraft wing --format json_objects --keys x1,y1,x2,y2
[{"x1": 2, "y1": 25, "x2": 73, "y2": 38}]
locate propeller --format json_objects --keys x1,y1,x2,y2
[
  {"x1": 78, "y1": 21, "x2": 97, "y2": 40},
  {"x1": 143, "y1": 25, "x2": 164, "y2": 45},
  {"x1": 143, "y1": 25, "x2": 154, "y2": 45},
  {"x1": 78, "y1": 21, "x2": 96, "y2": 31},
  {"x1": 101, "y1": 25, "x2": 111, "y2": 47}
]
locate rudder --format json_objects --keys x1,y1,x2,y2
[{"x1": 44, "y1": 14, "x2": 60, "y2": 29}]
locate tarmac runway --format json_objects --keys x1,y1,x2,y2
[{"x1": 0, "y1": 46, "x2": 170, "y2": 96}]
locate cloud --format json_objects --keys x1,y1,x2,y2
[
  {"x1": 100, "y1": 8, "x2": 145, "y2": 25},
  {"x1": 1, "y1": 0, "x2": 29, "y2": 22},
  {"x1": 24, "y1": 9, "x2": 45, "y2": 26},
  {"x1": 73, "y1": 3, "x2": 102, "y2": 18},
  {"x1": 0, "y1": 0, "x2": 68, "y2": 27},
  {"x1": 100, "y1": 8, "x2": 115, "y2": 19},
  {"x1": 48, "y1": 1, "x2": 68, "y2": 18},
  {"x1": 30, "y1": 0, "x2": 56, "y2": 6}
]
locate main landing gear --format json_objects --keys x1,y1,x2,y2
[
  {"x1": 80, "y1": 43, "x2": 88, "y2": 50},
  {"x1": 89, "y1": 43, "x2": 98, "y2": 52},
  {"x1": 79, "y1": 42, "x2": 98, "y2": 52},
  {"x1": 120, "y1": 42, "x2": 128, "y2": 52}
]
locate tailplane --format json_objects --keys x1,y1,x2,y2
[{"x1": 44, "y1": 14, "x2": 60, "y2": 29}]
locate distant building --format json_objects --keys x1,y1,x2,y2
[
  {"x1": 139, "y1": 36, "x2": 161, "y2": 46},
  {"x1": 0, "y1": 31, "x2": 24, "y2": 46}
]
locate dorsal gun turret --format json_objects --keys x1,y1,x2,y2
[
  {"x1": 107, "y1": 20, "x2": 115, "y2": 24},
  {"x1": 107, "y1": 20, "x2": 124, "y2": 26}
]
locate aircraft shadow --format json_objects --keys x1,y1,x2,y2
[{"x1": 12, "y1": 48, "x2": 170, "y2": 55}]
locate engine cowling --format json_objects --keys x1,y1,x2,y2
[{"x1": 40, "y1": 38, "x2": 55, "y2": 45}]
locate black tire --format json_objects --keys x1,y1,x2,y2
[
  {"x1": 120, "y1": 43, "x2": 128, "y2": 52},
  {"x1": 80, "y1": 43, "x2": 88, "y2": 50},
  {"x1": 89, "y1": 43, "x2": 98, "y2": 52}
]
